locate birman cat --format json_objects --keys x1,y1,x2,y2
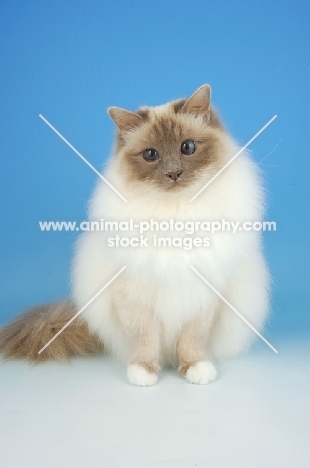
[{"x1": 0, "y1": 85, "x2": 269, "y2": 386}]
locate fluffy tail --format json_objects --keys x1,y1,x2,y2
[{"x1": 0, "y1": 301, "x2": 104, "y2": 363}]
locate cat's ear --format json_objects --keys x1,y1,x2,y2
[
  {"x1": 108, "y1": 107, "x2": 142, "y2": 132},
  {"x1": 182, "y1": 84, "x2": 211, "y2": 119}
]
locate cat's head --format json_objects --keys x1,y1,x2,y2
[{"x1": 108, "y1": 85, "x2": 227, "y2": 191}]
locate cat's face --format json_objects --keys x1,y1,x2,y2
[{"x1": 108, "y1": 85, "x2": 226, "y2": 191}]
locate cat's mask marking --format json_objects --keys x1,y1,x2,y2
[
  {"x1": 107, "y1": 84, "x2": 225, "y2": 190},
  {"x1": 108, "y1": 85, "x2": 211, "y2": 131}
]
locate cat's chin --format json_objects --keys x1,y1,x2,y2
[
  {"x1": 163, "y1": 182, "x2": 186, "y2": 192},
  {"x1": 160, "y1": 177, "x2": 196, "y2": 192}
]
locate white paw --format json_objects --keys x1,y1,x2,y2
[
  {"x1": 185, "y1": 361, "x2": 217, "y2": 385},
  {"x1": 127, "y1": 364, "x2": 158, "y2": 387}
]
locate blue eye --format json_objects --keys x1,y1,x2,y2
[
  {"x1": 143, "y1": 149, "x2": 159, "y2": 162},
  {"x1": 181, "y1": 140, "x2": 196, "y2": 155}
]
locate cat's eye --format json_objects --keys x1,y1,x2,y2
[
  {"x1": 143, "y1": 148, "x2": 159, "y2": 162},
  {"x1": 181, "y1": 140, "x2": 196, "y2": 155}
]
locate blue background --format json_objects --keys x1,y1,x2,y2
[{"x1": 0, "y1": 0, "x2": 309, "y2": 339}]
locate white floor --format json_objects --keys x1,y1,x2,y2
[{"x1": 0, "y1": 336, "x2": 309, "y2": 468}]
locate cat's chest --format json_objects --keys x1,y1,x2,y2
[{"x1": 108, "y1": 229, "x2": 242, "y2": 288}]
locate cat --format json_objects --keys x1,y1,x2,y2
[{"x1": 0, "y1": 85, "x2": 270, "y2": 386}]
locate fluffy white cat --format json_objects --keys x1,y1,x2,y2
[{"x1": 0, "y1": 85, "x2": 269, "y2": 386}]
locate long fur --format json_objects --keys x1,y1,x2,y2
[
  {"x1": 72, "y1": 93, "x2": 270, "y2": 380},
  {"x1": 0, "y1": 302, "x2": 103, "y2": 363},
  {"x1": 0, "y1": 86, "x2": 270, "y2": 385}
]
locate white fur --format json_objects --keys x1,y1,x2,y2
[
  {"x1": 71, "y1": 104, "x2": 270, "y2": 380},
  {"x1": 185, "y1": 361, "x2": 217, "y2": 385},
  {"x1": 127, "y1": 364, "x2": 158, "y2": 386}
]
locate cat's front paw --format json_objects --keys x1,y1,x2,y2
[
  {"x1": 184, "y1": 361, "x2": 217, "y2": 385},
  {"x1": 127, "y1": 363, "x2": 158, "y2": 387}
]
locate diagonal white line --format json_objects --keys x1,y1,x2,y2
[
  {"x1": 190, "y1": 266, "x2": 278, "y2": 354},
  {"x1": 38, "y1": 266, "x2": 127, "y2": 355},
  {"x1": 39, "y1": 114, "x2": 128, "y2": 203},
  {"x1": 189, "y1": 115, "x2": 277, "y2": 202}
]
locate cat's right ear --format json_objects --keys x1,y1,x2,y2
[{"x1": 108, "y1": 107, "x2": 142, "y2": 132}]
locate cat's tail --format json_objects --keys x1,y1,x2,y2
[{"x1": 0, "y1": 301, "x2": 104, "y2": 363}]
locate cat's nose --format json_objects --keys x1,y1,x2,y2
[{"x1": 166, "y1": 170, "x2": 182, "y2": 182}]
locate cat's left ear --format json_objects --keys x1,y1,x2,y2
[
  {"x1": 108, "y1": 107, "x2": 142, "y2": 132},
  {"x1": 182, "y1": 84, "x2": 211, "y2": 119}
]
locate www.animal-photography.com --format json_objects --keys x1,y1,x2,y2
[{"x1": 0, "y1": 1, "x2": 309, "y2": 467}]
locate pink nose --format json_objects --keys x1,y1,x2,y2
[{"x1": 167, "y1": 170, "x2": 182, "y2": 182}]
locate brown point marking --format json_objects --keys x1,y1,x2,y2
[
  {"x1": 178, "y1": 360, "x2": 201, "y2": 377},
  {"x1": 0, "y1": 301, "x2": 104, "y2": 363},
  {"x1": 132, "y1": 361, "x2": 160, "y2": 375}
]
